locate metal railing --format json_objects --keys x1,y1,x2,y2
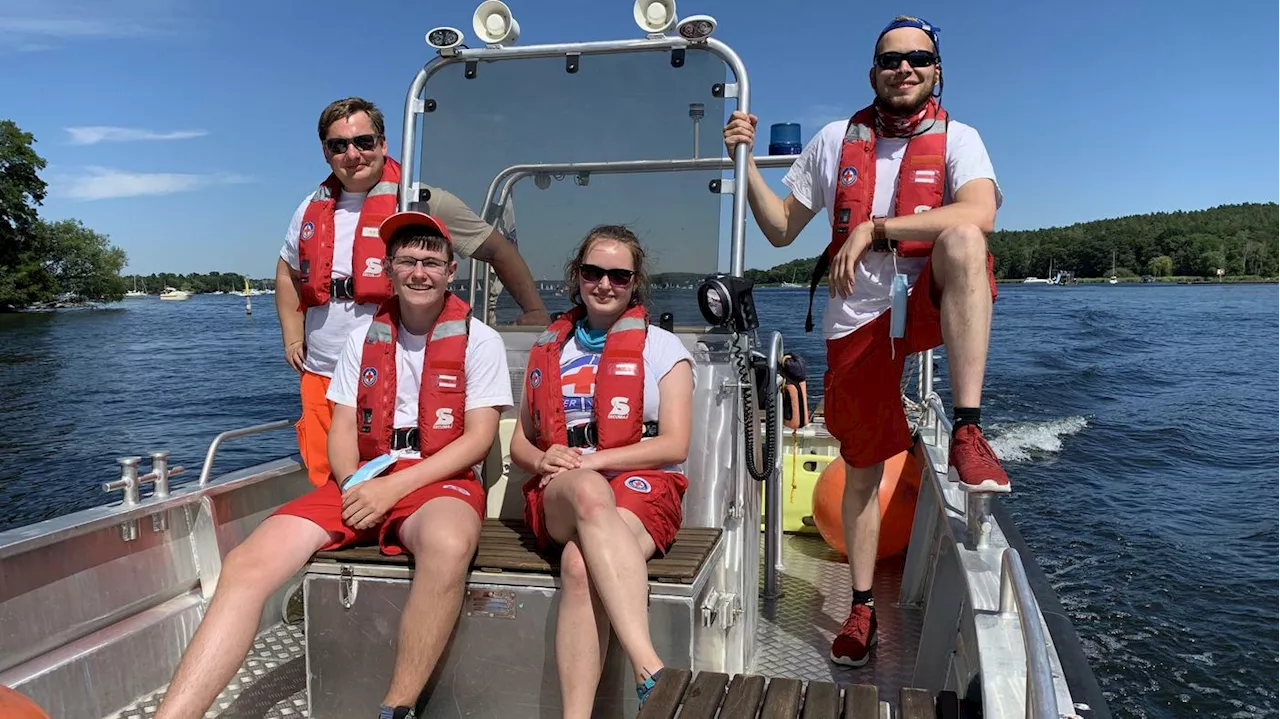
[
  {"x1": 761, "y1": 330, "x2": 785, "y2": 600},
  {"x1": 399, "y1": 36, "x2": 753, "y2": 276},
  {"x1": 198, "y1": 419, "x2": 295, "y2": 486},
  {"x1": 469, "y1": 155, "x2": 799, "y2": 322},
  {"x1": 999, "y1": 548, "x2": 1060, "y2": 719},
  {"x1": 923, "y1": 383, "x2": 1058, "y2": 718}
]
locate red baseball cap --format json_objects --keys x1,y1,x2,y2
[{"x1": 378, "y1": 211, "x2": 453, "y2": 244}]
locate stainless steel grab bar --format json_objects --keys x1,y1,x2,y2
[
  {"x1": 762, "y1": 330, "x2": 785, "y2": 600},
  {"x1": 999, "y1": 548, "x2": 1060, "y2": 719},
  {"x1": 198, "y1": 419, "x2": 296, "y2": 486}
]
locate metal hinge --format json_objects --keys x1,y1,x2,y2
[
  {"x1": 339, "y1": 565, "x2": 358, "y2": 609},
  {"x1": 718, "y1": 593, "x2": 742, "y2": 630},
  {"x1": 700, "y1": 590, "x2": 722, "y2": 627}
]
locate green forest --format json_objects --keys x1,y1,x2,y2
[{"x1": 746, "y1": 202, "x2": 1279, "y2": 284}]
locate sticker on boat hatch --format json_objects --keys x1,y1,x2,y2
[{"x1": 466, "y1": 588, "x2": 516, "y2": 620}]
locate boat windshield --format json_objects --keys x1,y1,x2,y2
[{"x1": 414, "y1": 47, "x2": 730, "y2": 326}]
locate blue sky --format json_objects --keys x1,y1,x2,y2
[{"x1": 2, "y1": 0, "x2": 1276, "y2": 279}]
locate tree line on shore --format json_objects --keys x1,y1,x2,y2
[
  {"x1": 2, "y1": 115, "x2": 1275, "y2": 311},
  {"x1": 0, "y1": 121, "x2": 131, "y2": 311},
  {"x1": 123, "y1": 273, "x2": 274, "y2": 295},
  {"x1": 746, "y1": 202, "x2": 1279, "y2": 285}
]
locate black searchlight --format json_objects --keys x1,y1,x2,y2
[{"x1": 697, "y1": 274, "x2": 758, "y2": 332}]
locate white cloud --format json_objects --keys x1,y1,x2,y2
[
  {"x1": 0, "y1": 17, "x2": 150, "y2": 38},
  {"x1": 59, "y1": 166, "x2": 254, "y2": 201},
  {"x1": 64, "y1": 126, "x2": 208, "y2": 145},
  {"x1": 0, "y1": 0, "x2": 181, "y2": 51}
]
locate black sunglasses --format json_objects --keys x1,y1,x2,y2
[
  {"x1": 324, "y1": 134, "x2": 379, "y2": 154},
  {"x1": 579, "y1": 263, "x2": 635, "y2": 287},
  {"x1": 874, "y1": 50, "x2": 939, "y2": 70}
]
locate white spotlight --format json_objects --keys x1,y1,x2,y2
[
  {"x1": 676, "y1": 14, "x2": 716, "y2": 42},
  {"x1": 633, "y1": 0, "x2": 677, "y2": 36},
  {"x1": 426, "y1": 26, "x2": 464, "y2": 52},
  {"x1": 472, "y1": 0, "x2": 520, "y2": 47}
]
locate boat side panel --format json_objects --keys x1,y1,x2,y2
[
  {"x1": 0, "y1": 504, "x2": 201, "y2": 674},
  {"x1": 0, "y1": 592, "x2": 203, "y2": 719},
  {"x1": 0, "y1": 464, "x2": 312, "y2": 715}
]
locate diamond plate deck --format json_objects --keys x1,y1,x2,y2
[
  {"x1": 755, "y1": 533, "x2": 922, "y2": 706},
  {"x1": 107, "y1": 622, "x2": 309, "y2": 719}
]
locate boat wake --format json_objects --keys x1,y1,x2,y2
[{"x1": 987, "y1": 416, "x2": 1088, "y2": 462}]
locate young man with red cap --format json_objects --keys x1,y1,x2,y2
[
  {"x1": 275, "y1": 97, "x2": 546, "y2": 490},
  {"x1": 158, "y1": 212, "x2": 512, "y2": 719},
  {"x1": 723, "y1": 15, "x2": 1008, "y2": 668}
]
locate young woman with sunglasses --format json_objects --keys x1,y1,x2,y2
[{"x1": 510, "y1": 225, "x2": 695, "y2": 716}]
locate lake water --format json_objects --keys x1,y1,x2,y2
[{"x1": 0, "y1": 283, "x2": 1275, "y2": 718}]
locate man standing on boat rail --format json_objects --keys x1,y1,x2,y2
[
  {"x1": 275, "y1": 97, "x2": 548, "y2": 489},
  {"x1": 157, "y1": 211, "x2": 512, "y2": 719},
  {"x1": 724, "y1": 15, "x2": 1009, "y2": 668}
]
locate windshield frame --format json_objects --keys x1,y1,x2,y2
[{"x1": 396, "y1": 35, "x2": 755, "y2": 318}]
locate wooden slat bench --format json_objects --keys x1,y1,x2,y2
[
  {"x1": 311, "y1": 518, "x2": 723, "y2": 584},
  {"x1": 637, "y1": 669, "x2": 962, "y2": 719}
]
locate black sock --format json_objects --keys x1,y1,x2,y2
[
  {"x1": 851, "y1": 589, "x2": 874, "y2": 609},
  {"x1": 953, "y1": 407, "x2": 981, "y2": 430}
]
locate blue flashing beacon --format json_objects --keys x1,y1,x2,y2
[{"x1": 768, "y1": 123, "x2": 802, "y2": 155}]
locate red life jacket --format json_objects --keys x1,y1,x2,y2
[
  {"x1": 525, "y1": 304, "x2": 648, "y2": 451},
  {"x1": 297, "y1": 156, "x2": 402, "y2": 308},
  {"x1": 355, "y1": 292, "x2": 472, "y2": 471},
  {"x1": 804, "y1": 102, "x2": 949, "y2": 332}
]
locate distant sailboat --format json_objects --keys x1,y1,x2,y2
[
  {"x1": 1109, "y1": 250, "x2": 1118, "y2": 284},
  {"x1": 779, "y1": 268, "x2": 804, "y2": 288},
  {"x1": 124, "y1": 278, "x2": 147, "y2": 299},
  {"x1": 1023, "y1": 257, "x2": 1054, "y2": 284}
]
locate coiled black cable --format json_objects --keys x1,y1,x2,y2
[{"x1": 730, "y1": 334, "x2": 779, "y2": 482}]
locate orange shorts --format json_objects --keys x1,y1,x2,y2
[
  {"x1": 295, "y1": 371, "x2": 333, "y2": 487},
  {"x1": 824, "y1": 254, "x2": 997, "y2": 469},
  {"x1": 522, "y1": 470, "x2": 689, "y2": 557},
  {"x1": 272, "y1": 464, "x2": 485, "y2": 556}
]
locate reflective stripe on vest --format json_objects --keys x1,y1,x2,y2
[
  {"x1": 525, "y1": 304, "x2": 649, "y2": 452},
  {"x1": 355, "y1": 293, "x2": 472, "y2": 465},
  {"x1": 297, "y1": 157, "x2": 402, "y2": 308}
]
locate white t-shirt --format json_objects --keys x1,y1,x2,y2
[
  {"x1": 327, "y1": 318, "x2": 513, "y2": 460},
  {"x1": 280, "y1": 185, "x2": 495, "y2": 377},
  {"x1": 782, "y1": 119, "x2": 1002, "y2": 340},
  {"x1": 557, "y1": 326, "x2": 694, "y2": 472}
]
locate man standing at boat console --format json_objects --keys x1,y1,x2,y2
[
  {"x1": 724, "y1": 15, "x2": 1009, "y2": 668},
  {"x1": 157, "y1": 211, "x2": 512, "y2": 719},
  {"x1": 275, "y1": 97, "x2": 547, "y2": 489}
]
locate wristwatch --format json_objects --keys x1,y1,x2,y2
[{"x1": 871, "y1": 217, "x2": 897, "y2": 253}]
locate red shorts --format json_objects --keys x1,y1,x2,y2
[
  {"x1": 824, "y1": 254, "x2": 997, "y2": 468},
  {"x1": 522, "y1": 470, "x2": 689, "y2": 557},
  {"x1": 273, "y1": 461, "x2": 485, "y2": 556}
]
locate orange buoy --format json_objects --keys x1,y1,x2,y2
[
  {"x1": 0, "y1": 687, "x2": 50, "y2": 719},
  {"x1": 811, "y1": 450, "x2": 921, "y2": 561}
]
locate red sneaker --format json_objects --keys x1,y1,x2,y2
[
  {"x1": 830, "y1": 603, "x2": 877, "y2": 667},
  {"x1": 950, "y1": 424, "x2": 1011, "y2": 493}
]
